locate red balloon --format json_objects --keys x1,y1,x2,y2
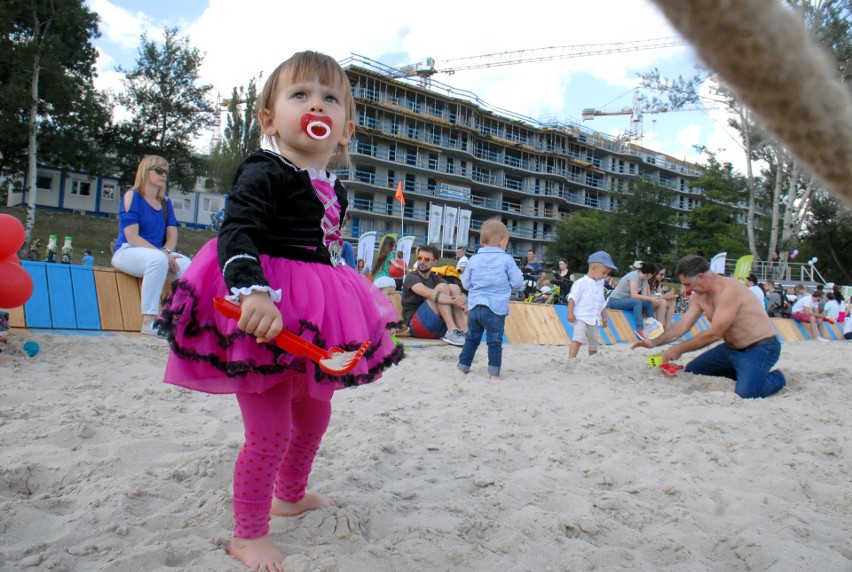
[
  {"x1": 0, "y1": 213, "x2": 26, "y2": 260},
  {"x1": 0, "y1": 259, "x2": 34, "y2": 308}
]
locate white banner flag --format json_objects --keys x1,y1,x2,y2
[
  {"x1": 357, "y1": 231, "x2": 377, "y2": 270},
  {"x1": 456, "y1": 209, "x2": 472, "y2": 249},
  {"x1": 710, "y1": 251, "x2": 727, "y2": 275},
  {"x1": 442, "y1": 206, "x2": 459, "y2": 246},
  {"x1": 397, "y1": 235, "x2": 416, "y2": 266},
  {"x1": 428, "y1": 203, "x2": 444, "y2": 245}
]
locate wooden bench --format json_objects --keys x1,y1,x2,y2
[{"x1": 10, "y1": 262, "x2": 171, "y2": 332}]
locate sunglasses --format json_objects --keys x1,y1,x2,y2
[
  {"x1": 150, "y1": 167, "x2": 169, "y2": 176},
  {"x1": 416, "y1": 255, "x2": 435, "y2": 262}
]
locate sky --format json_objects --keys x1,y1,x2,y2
[{"x1": 85, "y1": 0, "x2": 748, "y2": 171}]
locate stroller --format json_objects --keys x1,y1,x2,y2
[{"x1": 525, "y1": 284, "x2": 561, "y2": 304}]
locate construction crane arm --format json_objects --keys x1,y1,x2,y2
[
  {"x1": 440, "y1": 37, "x2": 684, "y2": 74},
  {"x1": 395, "y1": 37, "x2": 685, "y2": 79}
]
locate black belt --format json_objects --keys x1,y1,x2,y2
[{"x1": 729, "y1": 336, "x2": 778, "y2": 352}]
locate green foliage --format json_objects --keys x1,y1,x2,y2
[
  {"x1": 113, "y1": 27, "x2": 215, "y2": 190},
  {"x1": 679, "y1": 157, "x2": 750, "y2": 259},
  {"x1": 798, "y1": 193, "x2": 852, "y2": 284},
  {"x1": 550, "y1": 179, "x2": 682, "y2": 274},
  {"x1": 548, "y1": 209, "x2": 611, "y2": 273},
  {"x1": 608, "y1": 179, "x2": 679, "y2": 269},
  {"x1": 207, "y1": 79, "x2": 260, "y2": 193},
  {"x1": 0, "y1": 0, "x2": 109, "y2": 176}
]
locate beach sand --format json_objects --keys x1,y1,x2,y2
[{"x1": 0, "y1": 331, "x2": 849, "y2": 571}]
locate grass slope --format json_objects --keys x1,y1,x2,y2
[{"x1": 1, "y1": 206, "x2": 217, "y2": 267}]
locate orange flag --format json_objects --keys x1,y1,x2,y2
[{"x1": 394, "y1": 181, "x2": 405, "y2": 205}]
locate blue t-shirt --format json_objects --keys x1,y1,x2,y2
[
  {"x1": 115, "y1": 191, "x2": 177, "y2": 250},
  {"x1": 82, "y1": 255, "x2": 95, "y2": 267},
  {"x1": 461, "y1": 246, "x2": 525, "y2": 316}
]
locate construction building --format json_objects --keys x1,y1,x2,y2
[{"x1": 341, "y1": 55, "x2": 704, "y2": 259}]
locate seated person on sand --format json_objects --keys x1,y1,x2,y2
[
  {"x1": 632, "y1": 254, "x2": 786, "y2": 399},
  {"x1": 375, "y1": 276, "x2": 409, "y2": 336},
  {"x1": 401, "y1": 244, "x2": 468, "y2": 346},
  {"x1": 790, "y1": 285, "x2": 831, "y2": 342}
]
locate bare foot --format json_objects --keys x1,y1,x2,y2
[
  {"x1": 228, "y1": 536, "x2": 284, "y2": 571},
  {"x1": 271, "y1": 493, "x2": 335, "y2": 517},
  {"x1": 489, "y1": 375, "x2": 504, "y2": 381}
]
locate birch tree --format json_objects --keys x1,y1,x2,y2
[{"x1": 0, "y1": 0, "x2": 102, "y2": 256}]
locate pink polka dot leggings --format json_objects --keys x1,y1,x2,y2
[{"x1": 232, "y1": 377, "x2": 331, "y2": 539}]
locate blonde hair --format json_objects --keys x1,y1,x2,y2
[
  {"x1": 479, "y1": 218, "x2": 508, "y2": 245},
  {"x1": 257, "y1": 51, "x2": 355, "y2": 169},
  {"x1": 133, "y1": 155, "x2": 169, "y2": 201}
]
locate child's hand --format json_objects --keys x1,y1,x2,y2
[
  {"x1": 238, "y1": 292, "x2": 283, "y2": 343},
  {"x1": 568, "y1": 313, "x2": 576, "y2": 324}
]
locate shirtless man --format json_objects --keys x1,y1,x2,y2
[{"x1": 632, "y1": 254, "x2": 786, "y2": 399}]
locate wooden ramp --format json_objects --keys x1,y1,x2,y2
[
  {"x1": 505, "y1": 302, "x2": 571, "y2": 345},
  {"x1": 9, "y1": 264, "x2": 847, "y2": 345}
]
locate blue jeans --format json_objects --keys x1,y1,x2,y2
[
  {"x1": 607, "y1": 297, "x2": 654, "y2": 327},
  {"x1": 458, "y1": 305, "x2": 505, "y2": 376},
  {"x1": 684, "y1": 338, "x2": 786, "y2": 399}
]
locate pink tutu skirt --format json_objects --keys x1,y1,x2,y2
[{"x1": 158, "y1": 239, "x2": 404, "y2": 399}]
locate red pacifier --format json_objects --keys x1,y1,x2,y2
[{"x1": 301, "y1": 113, "x2": 333, "y2": 140}]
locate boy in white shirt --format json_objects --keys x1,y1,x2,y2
[
  {"x1": 791, "y1": 286, "x2": 830, "y2": 341},
  {"x1": 568, "y1": 251, "x2": 618, "y2": 358}
]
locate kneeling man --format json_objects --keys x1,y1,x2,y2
[{"x1": 632, "y1": 254, "x2": 785, "y2": 398}]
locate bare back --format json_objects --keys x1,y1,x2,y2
[{"x1": 691, "y1": 276, "x2": 776, "y2": 348}]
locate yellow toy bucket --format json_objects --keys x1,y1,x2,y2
[{"x1": 646, "y1": 355, "x2": 664, "y2": 368}]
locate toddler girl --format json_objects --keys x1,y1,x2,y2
[{"x1": 157, "y1": 51, "x2": 403, "y2": 571}]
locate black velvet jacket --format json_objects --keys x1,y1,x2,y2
[{"x1": 218, "y1": 150, "x2": 349, "y2": 292}]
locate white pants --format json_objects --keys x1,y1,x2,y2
[{"x1": 111, "y1": 244, "x2": 191, "y2": 315}]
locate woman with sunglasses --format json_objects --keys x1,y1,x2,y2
[{"x1": 111, "y1": 155, "x2": 191, "y2": 335}]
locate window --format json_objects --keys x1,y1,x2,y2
[
  {"x1": 173, "y1": 198, "x2": 191, "y2": 211},
  {"x1": 36, "y1": 175, "x2": 53, "y2": 191},
  {"x1": 202, "y1": 197, "x2": 224, "y2": 212},
  {"x1": 101, "y1": 184, "x2": 116, "y2": 200},
  {"x1": 71, "y1": 180, "x2": 91, "y2": 196}
]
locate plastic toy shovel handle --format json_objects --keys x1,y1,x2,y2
[{"x1": 212, "y1": 297, "x2": 328, "y2": 363}]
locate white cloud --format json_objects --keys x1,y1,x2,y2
[
  {"x1": 87, "y1": 0, "x2": 158, "y2": 50},
  {"x1": 91, "y1": 0, "x2": 750, "y2": 169}
]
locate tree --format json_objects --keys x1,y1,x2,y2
[
  {"x1": 207, "y1": 78, "x2": 260, "y2": 193},
  {"x1": 608, "y1": 179, "x2": 679, "y2": 270},
  {"x1": 638, "y1": 0, "x2": 851, "y2": 266},
  {"x1": 0, "y1": 0, "x2": 106, "y2": 255},
  {"x1": 678, "y1": 157, "x2": 750, "y2": 259},
  {"x1": 549, "y1": 209, "x2": 612, "y2": 272},
  {"x1": 798, "y1": 193, "x2": 852, "y2": 285},
  {"x1": 114, "y1": 27, "x2": 215, "y2": 191}
]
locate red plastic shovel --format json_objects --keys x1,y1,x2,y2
[
  {"x1": 659, "y1": 363, "x2": 685, "y2": 376},
  {"x1": 213, "y1": 297, "x2": 370, "y2": 376}
]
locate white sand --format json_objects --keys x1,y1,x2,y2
[{"x1": 0, "y1": 331, "x2": 850, "y2": 571}]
